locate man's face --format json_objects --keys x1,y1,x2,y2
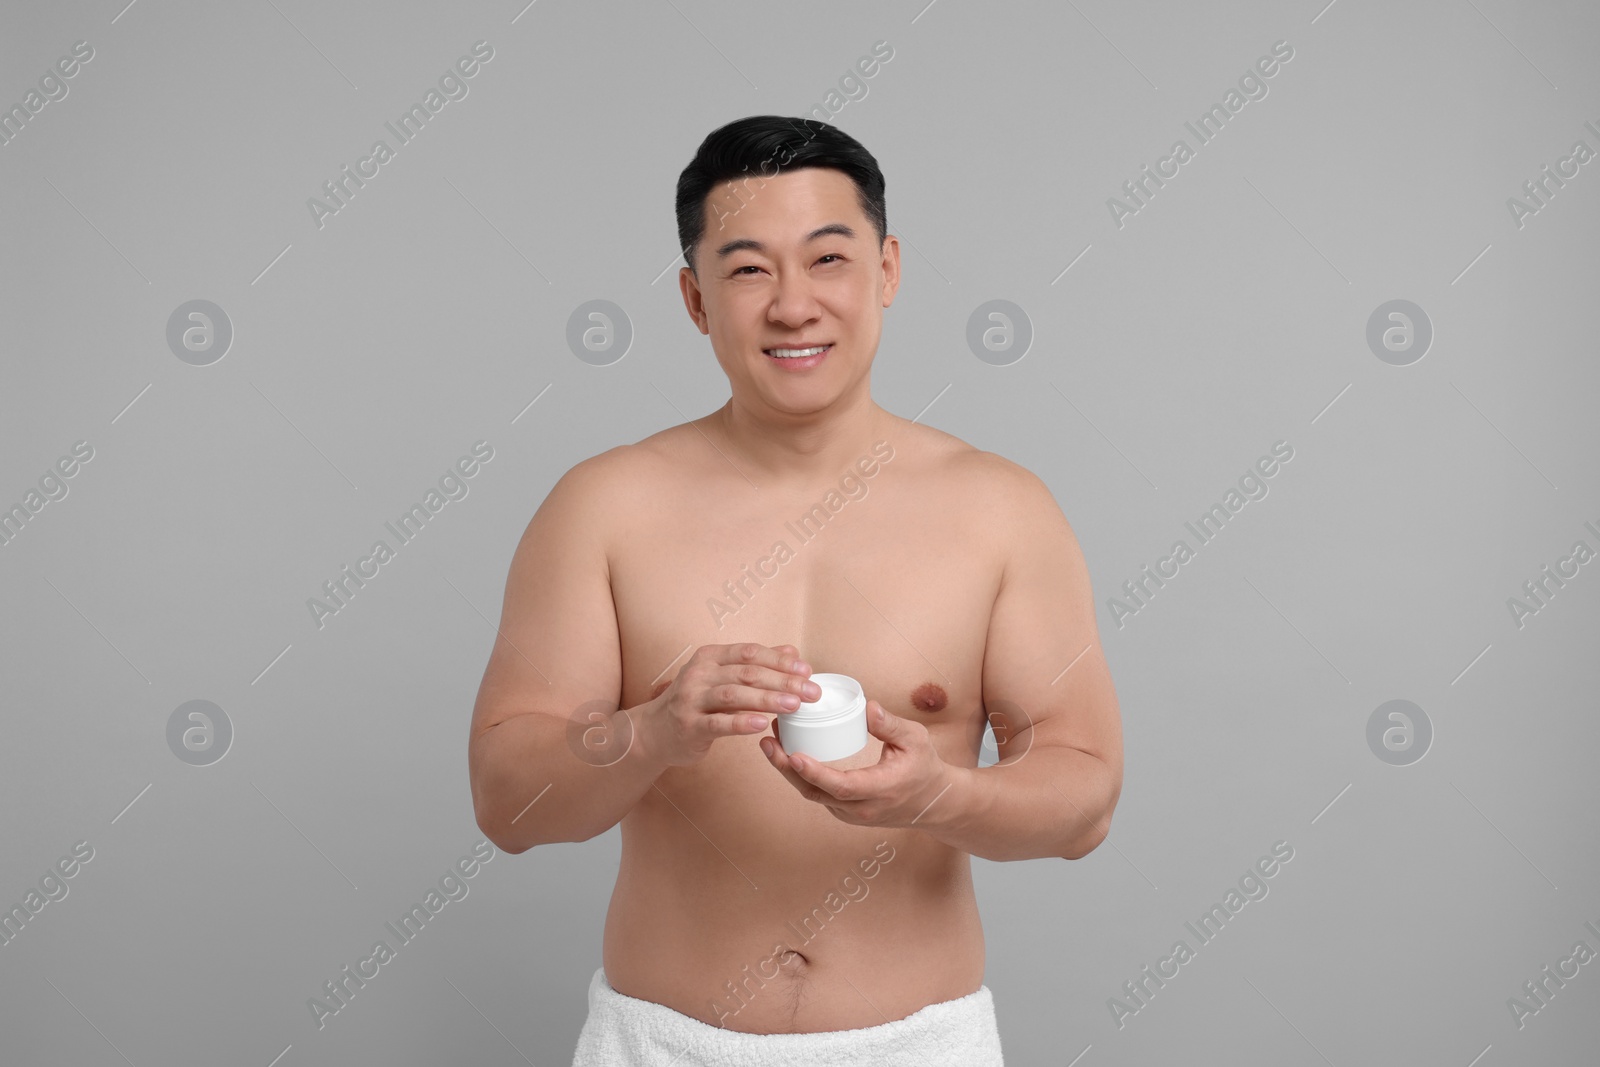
[{"x1": 680, "y1": 166, "x2": 900, "y2": 417}]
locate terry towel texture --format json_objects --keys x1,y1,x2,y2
[{"x1": 570, "y1": 966, "x2": 1004, "y2": 1066}]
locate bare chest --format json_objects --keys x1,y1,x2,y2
[{"x1": 609, "y1": 471, "x2": 1001, "y2": 738}]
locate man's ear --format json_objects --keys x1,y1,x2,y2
[
  {"x1": 679, "y1": 265, "x2": 711, "y2": 335},
  {"x1": 879, "y1": 235, "x2": 901, "y2": 308}
]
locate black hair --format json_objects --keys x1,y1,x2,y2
[{"x1": 675, "y1": 115, "x2": 887, "y2": 275}]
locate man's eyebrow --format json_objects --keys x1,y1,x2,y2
[{"x1": 714, "y1": 223, "x2": 858, "y2": 259}]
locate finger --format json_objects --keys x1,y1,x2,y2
[
  {"x1": 698, "y1": 680, "x2": 815, "y2": 717},
  {"x1": 696, "y1": 710, "x2": 775, "y2": 741},
  {"x1": 765, "y1": 643, "x2": 811, "y2": 675},
  {"x1": 863, "y1": 700, "x2": 904, "y2": 741},
  {"x1": 787, "y1": 750, "x2": 871, "y2": 800},
  {"x1": 716, "y1": 661, "x2": 822, "y2": 706},
  {"x1": 762, "y1": 736, "x2": 842, "y2": 803},
  {"x1": 760, "y1": 733, "x2": 801, "y2": 780},
  {"x1": 761, "y1": 731, "x2": 792, "y2": 763},
  {"x1": 710, "y1": 642, "x2": 813, "y2": 678}
]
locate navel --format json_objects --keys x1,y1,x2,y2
[{"x1": 910, "y1": 682, "x2": 947, "y2": 713}]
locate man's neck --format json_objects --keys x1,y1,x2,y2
[{"x1": 709, "y1": 390, "x2": 891, "y2": 489}]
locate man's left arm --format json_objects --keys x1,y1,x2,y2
[
  {"x1": 762, "y1": 457, "x2": 1123, "y2": 861},
  {"x1": 924, "y1": 459, "x2": 1123, "y2": 861}
]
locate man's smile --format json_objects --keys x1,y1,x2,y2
[{"x1": 763, "y1": 342, "x2": 833, "y2": 369}]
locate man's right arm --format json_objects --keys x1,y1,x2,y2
[{"x1": 468, "y1": 450, "x2": 667, "y2": 853}]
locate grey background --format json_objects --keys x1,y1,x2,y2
[{"x1": 2, "y1": 0, "x2": 1597, "y2": 1064}]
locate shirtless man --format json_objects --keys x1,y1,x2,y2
[{"x1": 468, "y1": 115, "x2": 1122, "y2": 1065}]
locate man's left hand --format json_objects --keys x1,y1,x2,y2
[{"x1": 759, "y1": 700, "x2": 957, "y2": 828}]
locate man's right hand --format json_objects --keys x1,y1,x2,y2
[{"x1": 638, "y1": 643, "x2": 821, "y2": 767}]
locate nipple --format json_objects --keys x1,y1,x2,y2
[{"x1": 910, "y1": 683, "x2": 947, "y2": 713}]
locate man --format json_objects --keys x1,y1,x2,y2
[{"x1": 467, "y1": 115, "x2": 1122, "y2": 1066}]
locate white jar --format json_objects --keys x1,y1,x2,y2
[{"x1": 778, "y1": 673, "x2": 868, "y2": 762}]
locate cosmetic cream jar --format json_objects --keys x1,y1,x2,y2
[{"x1": 777, "y1": 673, "x2": 868, "y2": 762}]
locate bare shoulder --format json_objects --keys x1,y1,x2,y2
[
  {"x1": 528, "y1": 427, "x2": 709, "y2": 565},
  {"x1": 957, "y1": 449, "x2": 1056, "y2": 506},
  {"x1": 543, "y1": 428, "x2": 686, "y2": 511},
  {"x1": 966, "y1": 453, "x2": 1076, "y2": 560},
  {"x1": 517, "y1": 446, "x2": 636, "y2": 566},
  {"x1": 908, "y1": 428, "x2": 1097, "y2": 623},
  {"x1": 537, "y1": 446, "x2": 627, "y2": 516},
  {"x1": 891, "y1": 418, "x2": 1065, "y2": 529}
]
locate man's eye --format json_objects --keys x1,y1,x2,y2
[{"x1": 733, "y1": 256, "x2": 840, "y2": 275}]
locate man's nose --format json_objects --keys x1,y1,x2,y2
[{"x1": 767, "y1": 271, "x2": 823, "y2": 325}]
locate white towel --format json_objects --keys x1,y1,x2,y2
[{"x1": 570, "y1": 966, "x2": 1004, "y2": 1066}]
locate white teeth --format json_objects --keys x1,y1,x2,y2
[{"x1": 766, "y1": 345, "x2": 829, "y2": 358}]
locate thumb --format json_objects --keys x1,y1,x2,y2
[{"x1": 864, "y1": 700, "x2": 903, "y2": 741}]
